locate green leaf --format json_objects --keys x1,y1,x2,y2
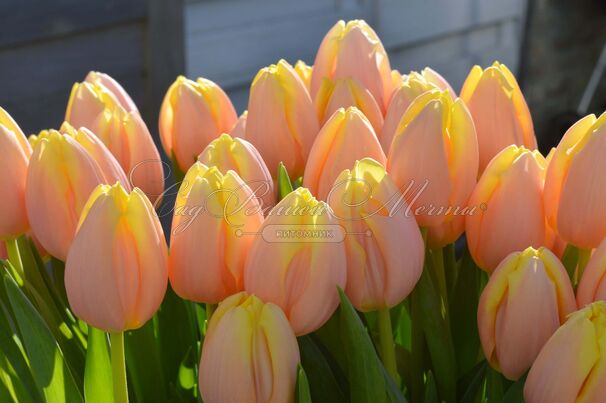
[
  {"x1": 502, "y1": 373, "x2": 526, "y2": 403},
  {"x1": 423, "y1": 371, "x2": 439, "y2": 403},
  {"x1": 560, "y1": 244, "x2": 578, "y2": 285},
  {"x1": 3, "y1": 272, "x2": 83, "y2": 403},
  {"x1": 277, "y1": 162, "x2": 294, "y2": 201},
  {"x1": 84, "y1": 327, "x2": 113, "y2": 403},
  {"x1": 337, "y1": 288, "x2": 387, "y2": 403},
  {"x1": 457, "y1": 361, "x2": 487, "y2": 403},
  {"x1": 296, "y1": 364, "x2": 312, "y2": 403}
]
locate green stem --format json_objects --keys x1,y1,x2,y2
[
  {"x1": 577, "y1": 248, "x2": 592, "y2": 286},
  {"x1": 431, "y1": 248, "x2": 450, "y2": 328},
  {"x1": 5, "y1": 238, "x2": 24, "y2": 277},
  {"x1": 110, "y1": 332, "x2": 129, "y2": 403},
  {"x1": 377, "y1": 308, "x2": 399, "y2": 384},
  {"x1": 206, "y1": 303, "x2": 216, "y2": 320}
]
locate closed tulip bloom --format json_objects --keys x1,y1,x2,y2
[
  {"x1": 328, "y1": 158, "x2": 424, "y2": 311},
  {"x1": 478, "y1": 247, "x2": 576, "y2": 380},
  {"x1": 26, "y1": 130, "x2": 128, "y2": 260},
  {"x1": 311, "y1": 20, "x2": 393, "y2": 111},
  {"x1": 314, "y1": 77, "x2": 383, "y2": 134},
  {"x1": 169, "y1": 162, "x2": 264, "y2": 303},
  {"x1": 159, "y1": 76, "x2": 237, "y2": 172},
  {"x1": 65, "y1": 74, "x2": 164, "y2": 200},
  {"x1": 0, "y1": 108, "x2": 31, "y2": 238},
  {"x1": 466, "y1": 145, "x2": 549, "y2": 271},
  {"x1": 544, "y1": 113, "x2": 606, "y2": 249},
  {"x1": 460, "y1": 62, "x2": 536, "y2": 173},
  {"x1": 229, "y1": 111, "x2": 247, "y2": 139},
  {"x1": 304, "y1": 107, "x2": 386, "y2": 200},
  {"x1": 387, "y1": 90, "x2": 478, "y2": 247},
  {"x1": 198, "y1": 133, "x2": 274, "y2": 209},
  {"x1": 525, "y1": 301, "x2": 606, "y2": 403},
  {"x1": 65, "y1": 183, "x2": 168, "y2": 331},
  {"x1": 246, "y1": 59, "x2": 319, "y2": 178},
  {"x1": 84, "y1": 71, "x2": 138, "y2": 113},
  {"x1": 244, "y1": 188, "x2": 347, "y2": 335},
  {"x1": 199, "y1": 292, "x2": 299, "y2": 403},
  {"x1": 294, "y1": 60, "x2": 313, "y2": 91},
  {"x1": 577, "y1": 237, "x2": 606, "y2": 307}
]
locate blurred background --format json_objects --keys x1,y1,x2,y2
[{"x1": 1, "y1": 0, "x2": 605, "y2": 154}]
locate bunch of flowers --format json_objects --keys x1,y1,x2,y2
[{"x1": 1, "y1": 20, "x2": 605, "y2": 403}]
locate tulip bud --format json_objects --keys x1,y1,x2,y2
[
  {"x1": 577, "y1": 237, "x2": 606, "y2": 307},
  {"x1": 311, "y1": 20, "x2": 393, "y2": 111},
  {"x1": 65, "y1": 73, "x2": 164, "y2": 200},
  {"x1": 229, "y1": 111, "x2": 248, "y2": 139},
  {"x1": 544, "y1": 112, "x2": 606, "y2": 249},
  {"x1": 460, "y1": 62, "x2": 536, "y2": 173},
  {"x1": 26, "y1": 129, "x2": 130, "y2": 260},
  {"x1": 524, "y1": 301, "x2": 606, "y2": 403},
  {"x1": 328, "y1": 158, "x2": 424, "y2": 311},
  {"x1": 244, "y1": 188, "x2": 347, "y2": 335},
  {"x1": 65, "y1": 183, "x2": 168, "y2": 332},
  {"x1": 478, "y1": 247, "x2": 576, "y2": 380},
  {"x1": 246, "y1": 59, "x2": 319, "y2": 178},
  {"x1": 169, "y1": 162, "x2": 264, "y2": 303},
  {"x1": 466, "y1": 145, "x2": 550, "y2": 271},
  {"x1": 198, "y1": 133, "x2": 275, "y2": 209},
  {"x1": 0, "y1": 108, "x2": 31, "y2": 238},
  {"x1": 84, "y1": 71, "x2": 138, "y2": 113},
  {"x1": 304, "y1": 107, "x2": 386, "y2": 200},
  {"x1": 387, "y1": 90, "x2": 478, "y2": 247},
  {"x1": 159, "y1": 76, "x2": 238, "y2": 172},
  {"x1": 314, "y1": 77, "x2": 383, "y2": 134},
  {"x1": 294, "y1": 60, "x2": 312, "y2": 91},
  {"x1": 199, "y1": 292, "x2": 300, "y2": 403}
]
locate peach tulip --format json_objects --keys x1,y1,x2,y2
[
  {"x1": 294, "y1": 60, "x2": 312, "y2": 91},
  {"x1": 159, "y1": 76, "x2": 237, "y2": 172},
  {"x1": 466, "y1": 145, "x2": 550, "y2": 272},
  {"x1": 328, "y1": 158, "x2": 424, "y2": 311},
  {"x1": 198, "y1": 133, "x2": 275, "y2": 209},
  {"x1": 244, "y1": 187, "x2": 347, "y2": 335},
  {"x1": 311, "y1": 20, "x2": 393, "y2": 111},
  {"x1": 65, "y1": 183, "x2": 168, "y2": 332},
  {"x1": 387, "y1": 90, "x2": 478, "y2": 247},
  {"x1": 169, "y1": 162, "x2": 264, "y2": 303},
  {"x1": 478, "y1": 247, "x2": 576, "y2": 380},
  {"x1": 199, "y1": 292, "x2": 299, "y2": 403},
  {"x1": 524, "y1": 301, "x2": 606, "y2": 403},
  {"x1": 84, "y1": 71, "x2": 138, "y2": 113},
  {"x1": 420, "y1": 67, "x2": 455, "y2": 94},
  {"x1": 314, "y1": 77, "x2": 383, "y2": 134},
  {"x1": 26, "y1": 129, "x2": 128, "y2": 260},
  {"x1": 229, "y1": 111, "x2": 248, "y2": 139},
  {"x1": 460, "y1": 62, "x2": 536, "y2": 173},
  {"x1": 544, "y1": 112, "x2": 606, "y2": 249},
  {"x1": 0, "y1": 108, "x2": 31, "y2": 238},
  {"x1": 65, "y1": 73, "x2": 164, "y2": 200},
  {"x1": 303, "y1": 107, "x2": 386, "y2": 201},
  {"x1": 245, "y1": 59, "x2": 319, "y2": 178},
  {"x1": 577, "y1": 237, "x2": 606, "y2": 307}
]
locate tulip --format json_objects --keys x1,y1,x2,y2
[
  {"x1": 311, "y1": 20, "x2": 393, "y2": 111},
  {"x1": 466, "y1": 145, "x2": 550, "y2": 271},
  {"x1": 198, "y1": 133, "x2": 275, "y2": 209},
  {"x1": 387, "y1": 90, "x2": 478, "y2": 247},
  {"x1": 0, "y1": 241, "x2": 6, "y2": 260},
  {"x1": 478, "y1": 247, "x2": 576, "y2": 380},
  {"x1": 544, "y1": 112, "x2": 606, "y2": 249},
  {"x1": 577, "y1": 237, "x2": 606, "y2": 307},
  {"x1": 381, "y1": 70, "x2": 442, "y2": 152},
  {"x1": 460, "y1": 61, "x2": 536, "y2": 173},
  {"x1": 294, "y1": 60, "x2": 312, "y2": 91},
  {"x1": 314, "y1": 77, "x2": 383, "y2": 134},
  {"x1": 229, "y1": 111, "x2": 248, "y2": 139},
  {"x1": 26, "y1": 129, "x2": 128, "y2": 260},
  {"x1": 199, "y1": 292, "x2": 300, "y2": 403},
  {"x1": 328, "y1": 158, "x2": 424, "y2": 311},
  {"x1": 0, "y1": 108, "x2": 31, "y2": 239},
  {"x1": 65, "y1": 182, "x2": 168, "y2": 332},
  {"x1": 524, "y1": 301, "x2": 606, "y2": 403},
  {"x1": 304, "y1": 107, "x2": 386, "y2": 200},
  {"x1": 244, "y1": 187, "x2": 347, "y2": 335},
  {"x1": 246, "y1": 59, "x2": 319, "y2": 178},
  {"x1": 65, "y1": 73, "x2": 164, "y2": 200},
  {"x1": 84, "y1": 71, "x2": 138, "y2": 112},
  {"x1": 159, "y1": 76, "x2": 238, "y2": 172},
  {"x1": 169, "y1": 162, "x2": 264, "y2": 303}
]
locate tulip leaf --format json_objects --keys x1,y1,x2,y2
[
  {"x1": 84, "y1": 327, "x2": 113, "y2": 403},
  {"x1": 457, "y1": 361, "x2": 487, "y2": 403},
  {"x1": 501, "y1": 373, "x2": 526, "y2": 403},
  {"x1": 277, "y1": 162, "x2": 294, "y2": 201},
  {"x1": 3, "y1": 272, "x2": 83, "y2": 403},
  {"x1": 295, "y1": 364, "x2": 312, "y2": 403},
  {"x1": 423, "y1": 371, "x2": 439, "y2": 403},
  {"x1": 560, "y1": 244, "x2": 578, "y2": 284},
  {"x1": 298, "y1": 335, "x2": 347, "y2": 403}
]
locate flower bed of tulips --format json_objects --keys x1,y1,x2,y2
[{"x1": 2, "y1": 19, "x2": 606, "y2": 403}]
